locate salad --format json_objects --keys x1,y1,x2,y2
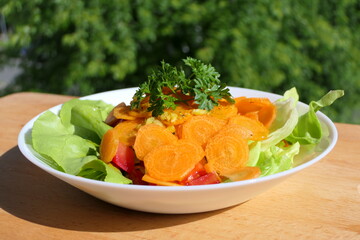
[{"x1": 31, "y1": 57, "x2": 344, "y2": 186}]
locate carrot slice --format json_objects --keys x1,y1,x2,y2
[
  {"x1": 143, "y1": 139, "x2": 205, "y2": 182},
  {"x1": 128, "y1": 109, "x2": 152, "y2": 118},
  {"x1": 114, "y1": 119, "x2": 143, "y2": 146},
  {"x1": 219, "y1": 123, "x2": 255, "y2": 140},
  {"x1": 243, "y1": 111, "x2": 259, "y2": 121},
  {"x1": 205, "y1": 134, "x2": 249, "y2": 176},
  {"x1": 142, "y1": 174, "x2": 182, "y2": 186},
  {"x1": 133, "y1": 124, "x2": 178, "y2": 160},
  {"x1": 180, "y1": 115, "x2": 227, "y2": 148},
  {"x1": 234, "y1": 97, "x2": 276, "y2": 128},
  {"x1": 209, "y1": 100, "x2": 238, "y2": 120},
  {"x1": 100, "y1": 128, "x2": 120, "y2": 163},
  {"x1": 228, "y1": 115, "x2": 269, "y2": 141},
  {"x1": 113, "y1": 103, "x2": 137, "y2": 120},
  {"x1": 224, "y1": 166, "x2": 261, "y2": 181}
]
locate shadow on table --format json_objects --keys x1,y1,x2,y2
[{"x1": 0, "y1": 147, "x2": 234, "y2": 232}]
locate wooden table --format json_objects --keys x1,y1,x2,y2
[{"x1": 0, "y1": 92, "x2": 359, "y2": 240}]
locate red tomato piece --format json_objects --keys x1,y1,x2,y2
[
  {"x1": 181, "y1": 162, "x2": 207, "y2": 185},
  {"x1": 127, "y1": 167, "x2": 147, "y2": 185},
  {"x1": 111, "y1": 142, "x2": 135, "y2": 173},
  {"x1": 186, "y1": 172, "x2": 221, "y2": 186}
]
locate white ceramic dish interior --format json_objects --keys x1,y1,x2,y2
[{"x1": 18, "y1": 87, "x2": 338, "y2": 214}]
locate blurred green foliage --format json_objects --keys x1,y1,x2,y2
[{"x1": 1, "y1": 0, "x2": 359, "y2": 123}]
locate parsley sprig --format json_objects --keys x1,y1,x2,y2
[{"x1": 131, "y1": 57, "x2": 234, "y2": 116}]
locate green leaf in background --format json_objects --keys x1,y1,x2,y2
[
  {"x1": 2, "y1": 0, "x2": 359, "y2": 124},
  {"x1": 286, "y1": 90, "x2": 344, "y2": 145}
]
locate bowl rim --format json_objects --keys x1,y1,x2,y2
[{"x1": 17, "y1": 86, "x2": 338, "y2": 192}]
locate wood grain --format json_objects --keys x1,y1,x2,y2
[{"x1": 0, "y1": 92, "x2": 359, "y2": 240}]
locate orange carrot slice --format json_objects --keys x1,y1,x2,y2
[
  {"x1": 228, "y1": 115, "x2": 269, "y2": 141},
  {"x1": 180, "y1": 115, "x2": 227, "y2": 148},
  {"x1": 100, "y1": 128, "x2": 120, "y2": 163},
  {"x1": 113, "y1": 103, "x2": 137, "y2": 120},
  {"x1": 219, "y1": 123, "x2": 255, "y2": 140},
  {"x1": 234, "y1": 97, "x2": 276, "y2": 128},
  {"x1": 243, "y1": 111, "x2": 259, "y2": 121},
  {"x1": 143, "y1": 139, "x2": 205, "y2": 182},
  {"x1": 133, "y1": 124, "x2": 178, "y2": 160},
  {"x1": 209, "y1": 100, "x2": 238, "y2": 120},
  {"x1": 205, "y1": 133, "x2": 249, "y2": 176},
  {"x1": 142, "y1": 174, "x2": 182, "y2": 186},
  {"x1": 128, "y1": 109, "x2": 152, "y2": 118},
  {"x1": 114, "y1": 119, "x2": 143, "y2": 146},
  {"x1": 223, "y1": 166, "x2": 261, "y2": 181}
]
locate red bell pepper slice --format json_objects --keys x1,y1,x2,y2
[{"x1": 111, "y1": 142, "x2": 135, "y2": 173}]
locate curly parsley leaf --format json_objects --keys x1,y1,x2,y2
[{"x1": 131, "y1": 57, "x2": 234, "y2": 116}]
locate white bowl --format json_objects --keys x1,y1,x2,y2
[{"x1": 18, "y1": 87, "x2": 338, "y2": 214}]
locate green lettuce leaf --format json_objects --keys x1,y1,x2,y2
[
  {"x1": 286, "y1": 90, "x2": 344, "y2": 145},
  {"x1": 77, "y1": 160, "x2": 132, "y2": 184},
  {"x1": 256, "y1": 142, "x2": 300, "y2": 176},
  {"x1": 260, "y1": 89, "x2": 299, "y2": 150},
  {"x1": 59, "y1": 99, "x2": 113, "y2": 143},
  {"x1": 276, "y1": 87, "x2": 299, "y2": 106},
  {"x1": 71, "y1": 104, "x2": 112, "y2": 140},
  {"x1": 32, "y1": 111, "x2": 98, "y2": 174},
  {"x1": 32, "y1": 100, "x2": 132, "y2": 184},
  {"x1": 60, "y1": 99, "x2": 113, "y2": 128},
  {"x1": 247, "y1": 141, "x2": 261, "y2": 167}
]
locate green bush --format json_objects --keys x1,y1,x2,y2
[{"x1": 1, "y1": 0, "x2": 359, "y2": 123}]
